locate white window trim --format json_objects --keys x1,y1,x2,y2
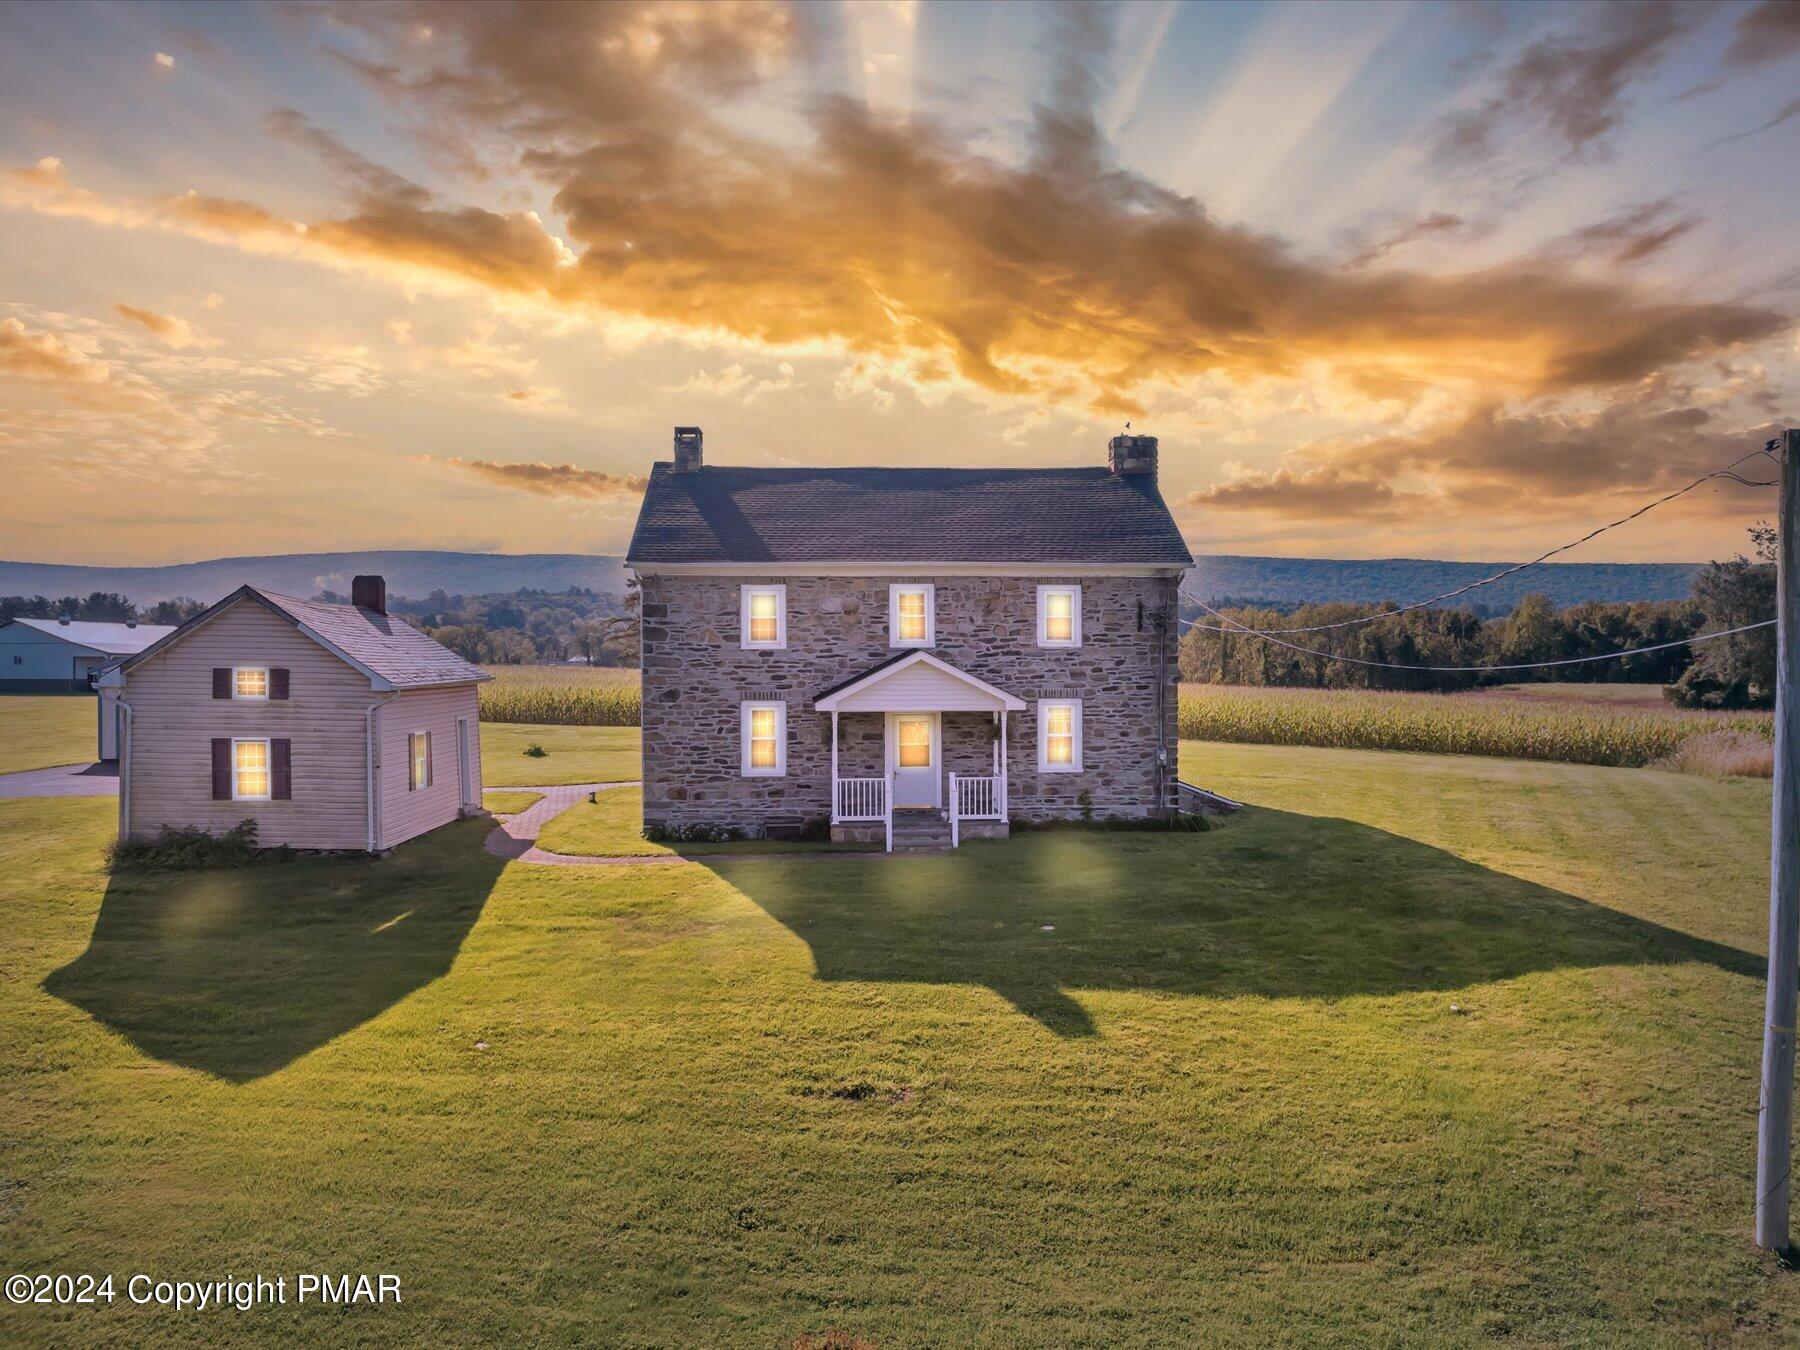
[
  {"x1": 409, "y1": 730, "x2": 433, "y2": 792},
  {"x1": 888, "y1": 583, "x2": 935, "y2": 648},
  {"x1": 232, "y1": 664, "x2": 271, "y2": 700},
  {"x1": 1036, "y1": 585, "x2": 1082, "y2": 648},
  {"x1": 741, "y1": 701, "x2": 787, "y2": 777},
  {"x1": 1036, "y1": 699, "x2": 1083, "y2": 773},
  {"x1": 232, "y1": 736, "x2": 272, "y2": 801},
  {"x1": 740, "y1": 583, "x2": 787, "y2": 650}
]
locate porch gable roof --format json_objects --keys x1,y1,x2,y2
[{"x1": 814, "y1": 650, "x2": 1026, "y2": 713}]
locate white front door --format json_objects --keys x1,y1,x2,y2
[{"x1": 888, "y1": 713, "x2": 940, "y2": 808}]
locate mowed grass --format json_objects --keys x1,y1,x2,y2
[
  {"x1": 1181, "y1": 682, "x2": 1773, "y2": 770},
  {"x1": 480, "y1": 790, "x2": 542, "y2": 817},
  {"x1": 0, "y1": 693, "x2": 97, "y2": 774},
  {"x1": 538, "y1": 785, "x2": 875, "y2": 857},
  {"x1": 3, "y1": 742, "x2": 1794, "y2": 1344},
  {"x1": 478, "y1": 723, "x2": 639, "y2": 786}
]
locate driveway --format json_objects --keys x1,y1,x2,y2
[{"x1": 0, "y1": 762, "x2": 119, "y2": 798}]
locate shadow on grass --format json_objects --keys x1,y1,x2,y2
[
  {"x1": 706, "y1": 807, "x2": 1762, "y2": 1038},
  {"x1": 44, "y1": 820, "x2": 502, "y2": 1082}
]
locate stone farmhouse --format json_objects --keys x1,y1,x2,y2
[{"x1": 625, "y1": 427, "x2": 1193, "y2": 850}]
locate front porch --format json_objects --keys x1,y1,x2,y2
[{"x1": 816, "y1": 651, "x2": 1025, "y2": 852}]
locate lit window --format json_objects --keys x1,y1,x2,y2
[
  {"x1": 740, "y1": 584, "x2": 786, "y2": 649},
  {"x1": 889, "y1": 584, "x2": 934, "y2": 647},
  {"x1": 1037, "y1": 586, "x2": 1082, "y2": 647},
  {"x1": 234, "y1": 666, "x2": 269, "y2": 699},
  {"x1": 1038, "y1": 700, "x2": 1082, "y2": 773},
  {"x1": 409, "y1": 731, "x2": 433, "y2": 791},
  {"x1": 742, "y1": 702, "x2": 786, "y2": 776},
  {"x1": 233, "y1": 739, "x2": 271, "y2": 800},
  {"x1": 897, "y1": 717, "x2": 931, "y2": 768}
]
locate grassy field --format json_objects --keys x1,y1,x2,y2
[
  {"x1": 1181, "y1": 682, "x2": 1774, "y2": 770},
  {"x1": 538, "y1": 786, "x2": 875, "y2": 857},
  {"x1": 481, "y1": 790, "x2": 542, "y2": 817},
  {"x1": 0, "y1": 694, "x2": 96, "y2": 775},
  {"x1": 478, "y1": 723, "x2": 639, "y2": 786},
  {"x1": 2, "y1": 739, "x2": 1792, "y2": 1344}
]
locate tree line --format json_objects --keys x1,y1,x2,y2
[
  {"x1": 0, "y1": 591, "x2": 205, "y2": 625},
  {"x1": 1178, "y1": 526, "x2": 1778, "y2": 708}
]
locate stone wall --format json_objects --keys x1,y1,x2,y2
[{"x1": 639, "y1": 572, "x2": 1182, "y2": 833}]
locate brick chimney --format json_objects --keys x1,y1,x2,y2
[
  {"x1": 673, "y1": 425, "x2": 703, "y2": 472},
  {"x1": 351, "y1": 574, "x2": 387, "y2": 614},
  {"x1": 1108, "y1": 432, "x2": 1158, "y2": 478}
]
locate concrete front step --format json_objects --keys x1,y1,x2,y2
[{"x1": 890, "y1": 810, "x2": 952, "y2": 852}]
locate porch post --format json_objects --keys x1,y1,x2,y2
[
  {"x1": 999, "y1": 711, "x2": 1009, "y2": 817},
  {"x1": 830, "y1": 709, "x2": 839, "y2": 823}
]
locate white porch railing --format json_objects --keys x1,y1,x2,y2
[
  {"x1": 948, "y1": 772, "x2": 1004, "y2": 849},
  {"x1": 834, "y1": 776, "x2": 887, "y2": 822}
]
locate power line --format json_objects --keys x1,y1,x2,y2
[
  {"x1": 1180, "y1": 595, "x2": 1774, "y2": 674},
  {"x1": 1182, "y1": 445, "x2": 1779, "y2": 636}
]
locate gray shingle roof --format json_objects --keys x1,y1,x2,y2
[
  {"x1": 5, "y1": 617, "x2": 175, "y2": 654},
  {"x1": 256, "y1": 590, "x2": 490, "y2": 688},
  {"x1": 625, "y1": 464, "x2": 1193, "y2": 566}
]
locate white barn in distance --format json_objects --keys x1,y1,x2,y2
[{"x1": 0, "y1": 617, "x2": 173, "y2": 692}]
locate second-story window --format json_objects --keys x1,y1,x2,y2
[
  {"x1": 1036, "y1": 585, "x2": 1082, "y2": 647},
  {"x1": 889, "y1": 583, "x2": 934, "y2": 647},
  {"x1": 740, "y1": 584, "x2": 786, "y2": 649},
  {"x1": 234, "y1": 666, "x2": 270, "y2": 699}
]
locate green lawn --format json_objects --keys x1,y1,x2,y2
[
  {"x1": 481, "y1": 790, "x2": 542, "y2": 817},
  {"x1": 0, "y1": 693, "x2": 97, "y2": 774},
  {"x1": 2, "y1": 743, "x2": 1793, "y2": 1344},
  {"x1": 538, "y1": 785, "x2": 876, "y2": 857},
  {"x1": 478, "y1": 723, "x2": 639, "y2": 786}
]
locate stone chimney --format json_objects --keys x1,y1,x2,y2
[
  {"x1": 673, "y1": 425, "x2": 704, "y2": 473},
  {"x1": 1108, "y1": 432, "x2": 1158, "y2": 478},
  {"x1": 352, "y1": 574, "x2": 387, "y2": 615}
]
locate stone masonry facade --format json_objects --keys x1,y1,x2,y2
[{"x1": 639, "y1": 572, "x2": 1181, "y2": 835}]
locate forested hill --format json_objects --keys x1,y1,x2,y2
[
  {"x1": 0, "y1": 552, "x2": 628, "y2": 606},
  {"x1": 1186, "y1": 555, "x2": 1701, "y2": 613},
  {"x1": 0, "y1": 549, "x2": 1699, "y2": 613}
]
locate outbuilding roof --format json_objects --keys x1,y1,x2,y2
[
  {"x1": 3, "y1": 617, "x2": 175, "y2": 654},
  {"x1": 113, "y1": 586, "x2": 489, "y2": 690},
  {"x1": 625, "y1": 464, "x2": 1194, "y2": 567}
]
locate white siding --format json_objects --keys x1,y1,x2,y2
[
  {"x1": 0, "y1": 624, "x2": 89, "y2": 683},
  {"x1": 377, "y1": 684, "x2": 482, "y2": 850},
  {"x1": 833, "y1": 661, "x2": 1007, "y2": 712},
  {"x1": 121, "y1": 600, "x2": 374, "y2": 849}
]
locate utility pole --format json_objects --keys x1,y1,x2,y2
[{"x1": 1758, "y1": 427, "x2": 1800, "y2": 1253}]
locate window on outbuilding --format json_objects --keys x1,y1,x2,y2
[
  {"x1": 889, "y1": 584, "x2": 934, "y2": 647},
  {"x1": 234, "y1": 738, "x2": 272, "y2": 800},
  {"x1": 234, "y1": 666, "x2": 269, "y2": 700},
  {"x1": 1037, "y1": 700, "x2": 1082, "y2": 773},
  {"x1": 409, "y1": 731, "x2": 433, "y2": 791},
  {"x1": 1037, "y1": 585, "x2": 1082, "y2": 647}
]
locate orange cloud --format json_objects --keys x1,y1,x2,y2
[
  {"x1": 113, "y1": 303, "x2": 213, "y2": 349},
  {"x1": 0, "y1": 316, "x2": 110, "y2": 382},
  {"x1": 421, "y1": 456, "x2": 645, "y2": 500}
]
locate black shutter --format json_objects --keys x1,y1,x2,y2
[
  {"x1": 212, "y1": 667, "x2": 231, "y2": 699},
  {"x1": 271, "y1": 739, "x2": 292, "y2": 800},
  {"x1": 270, "y1": 667, "x2": 290, "y2": 700},
  {"x1": 211, "y1": 739, "x2": 231, "y2": 799}
]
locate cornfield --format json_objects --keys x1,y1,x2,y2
[
  {"x1": 475, "y1": 666, "x2": 1775, "y2": 774},
  {"x1": 1179, "y1": 683, "x2": 1774, "y2": 771},
  {"x1": 479, "y1": 665, "x2": 641, "y2": 726}
]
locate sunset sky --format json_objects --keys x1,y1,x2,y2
[{"x1": 2, "y1": 0, "x2": 1797, "y2": 566}]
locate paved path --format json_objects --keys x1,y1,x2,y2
[
  {"x1": 0, "y1": 762, "x2": 119, "y2": 799},
  {"x1": 483, "y1": 780, "x2": 882, "y2": 867}
]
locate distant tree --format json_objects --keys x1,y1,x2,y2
[
  {"x1": 144, "y1": 597, "x2": 205, "y2": 625},
  {"x1": 1667, "y1": 524, "x2": 1777, "y2": 709}
]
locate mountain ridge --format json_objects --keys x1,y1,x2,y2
[{"x1": 0, "y1": 549, "x2": 1702, "y2": 611}]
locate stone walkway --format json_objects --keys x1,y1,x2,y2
[
  {"x1": 483, "y1": 780, "x2": 883, "y2": 867},
  {"x1": 0, "y1": 761, "x2": 119, "y2": 799}
]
